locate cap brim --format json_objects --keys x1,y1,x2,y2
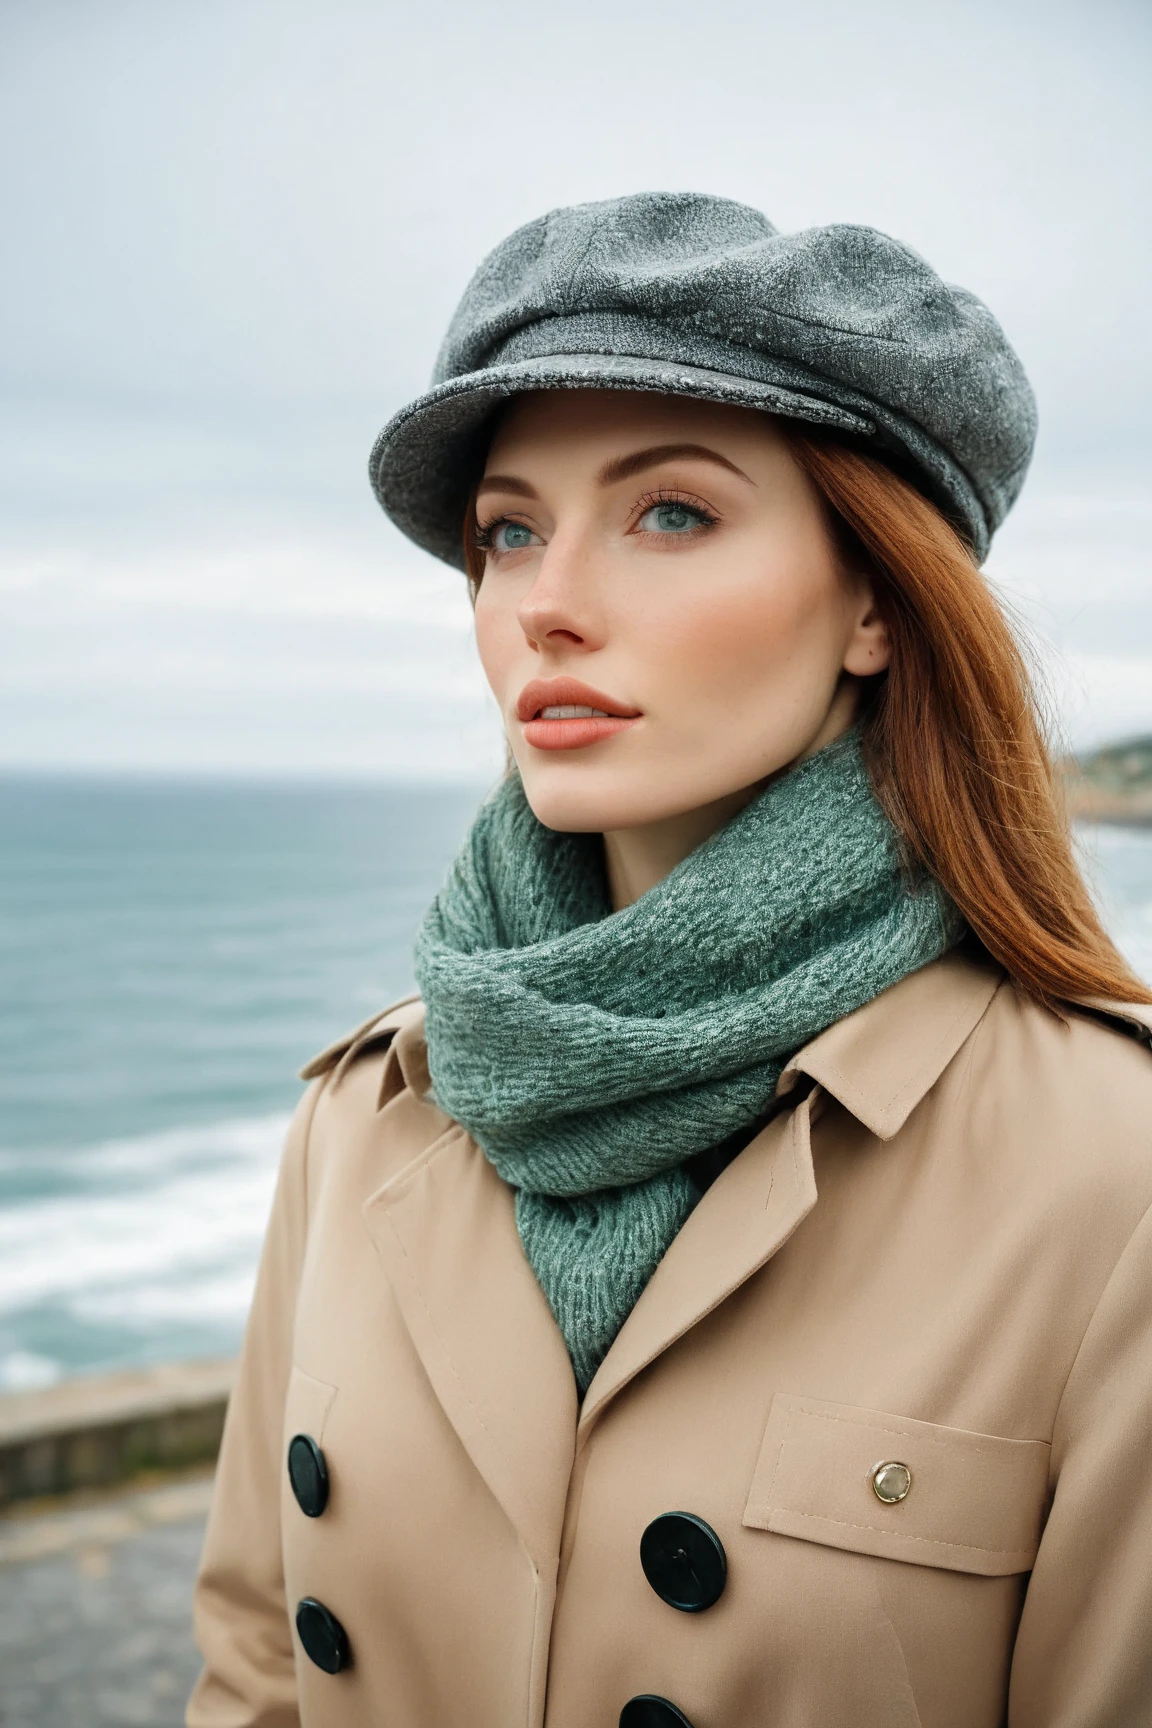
[{"x1": 369, "y1": 353, "x2": 876, "y2": 570}]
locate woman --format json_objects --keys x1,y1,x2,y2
[{"x1": 188, "y1": 193, "x2": 1152, "y2": 1728}]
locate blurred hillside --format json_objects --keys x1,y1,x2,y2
[{"x1": 1065, "y1": 737, "x2": 1152, "y2": 825}]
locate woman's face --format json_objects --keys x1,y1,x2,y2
[{"x1": 473, "y1": 390, "x2": 889, "y2": 837}]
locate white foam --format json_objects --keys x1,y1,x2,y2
[
  {"x1": 75, "y1": 1269, "x2": 260, "y2": 1326},
  {"x1": 0, "y1": 1113, "x2": 289, "y2": 1180},
  {"x1": 0, "y1": 1113, "x2": 289, "y2": 1317}
]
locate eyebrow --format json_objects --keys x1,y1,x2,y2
[
  {"x1": 596, "y1": 442, "x2": 755, "y2": 487},
  {"x1": 475, "y1": 440, "x2": 755, "y2": 500},
  {"x1": 475, "y1": 473, "x2": 538, "y2": 499}
]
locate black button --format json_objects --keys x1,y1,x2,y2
[
  {"x1": 288, "y1": 1433, "x2": 330, "y2": 1517},
  {"x1": 640, "y1": 1511, "x2": 727, "y2": 1612},
  {"x1": 295, "y1": 1597, "x2": 351, "y2": 1673},
  {"x1": 619, "y1": 1697, "x2": 695, "y2": 1728}
]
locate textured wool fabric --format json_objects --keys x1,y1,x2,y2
[
  {"x1": 369, "y1": 191, "x2": 1036, "y2": 569},
  {"x1": 414, "y1": 734, "x2": 960, "y2": 1391}
]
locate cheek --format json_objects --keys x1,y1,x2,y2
[
  {"x1": 472, "y1": 587, "x2": 520, "y2": 702},
  {"x1": 642, "y1": 551, "x2": 848, "y2": 713}
]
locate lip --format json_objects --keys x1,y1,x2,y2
[
  {"x1": 516, "y1": 676, "x2": 642, "y2": 753},
  {"x1": 516, "y1": 677, "x2": 640, "y2": 723}
]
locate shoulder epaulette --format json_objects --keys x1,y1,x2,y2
[{"x1": 1070, "y1": 996, "x2": 1152, "y2": 1051}]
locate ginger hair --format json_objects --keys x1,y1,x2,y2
[{"x1": 785, "y1": 428, "x2": 1151, "y2": 1006}]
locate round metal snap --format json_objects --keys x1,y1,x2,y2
[
  {"x1": 870, "y1": 1460, "x2": 913, "y2": 1504},
  {"x1": 639, "y1": 1511, "x2": 727, "y2": 1613}
]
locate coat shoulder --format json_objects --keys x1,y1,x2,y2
[
  {"x1": 1067, "y1": 993, "x2": 1152, "y2": 1052},
  {"x1": 1018, "y1": 985, "x2": 1152, "y2": 1093},
  {"x1": 295, "y1": 994, "x2": 449, "y2": 1198},
  {"x1": 974, "y1": 979, "x2": 1152, "y2": 1194}
]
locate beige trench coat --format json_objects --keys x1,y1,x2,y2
[{"x1": 187, "y1": 952, "x2": 1152, "y2": 1728}]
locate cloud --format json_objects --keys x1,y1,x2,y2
[
  {"x1": 0, "y1": 0, "x2": 1149, "y2": 770},
  {"x1": 0, "y1": 535, "x2": 503, "y2": 779}
]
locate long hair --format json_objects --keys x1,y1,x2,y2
[
  {"x1": 462, "y1": 422, "x2": 1151, "y2": 1008},
  {"x1": 785, "y1": 428, "x2": 1151, "y2": 1007}
]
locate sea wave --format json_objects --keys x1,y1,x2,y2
[
  {"x1": 0, "y1": 1113, "x2": 289, "y2": 1391},
  {"x1": 0, "y1": 1113, "x2": 290, "y2": 1183}
]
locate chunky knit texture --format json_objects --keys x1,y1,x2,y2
[{"x1": 415, "y1": 734, "x2": 960, "y2": 1391}]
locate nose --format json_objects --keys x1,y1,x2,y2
[{"x1": 516, "y1": 535, "x2": 605, "y2": 654}]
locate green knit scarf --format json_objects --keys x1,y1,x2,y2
[{"x1": 414, "y1": 733, "x2": 959, "y2": 1392}]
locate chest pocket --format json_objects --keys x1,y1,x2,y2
[
  {"x1": 743, "y1": 1393, "x2": 1051, "y2": 1576},
  {"x1": 282, "y1": 1364, "x2": 338, "y2": 1453}
]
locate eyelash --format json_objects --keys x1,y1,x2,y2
[
  {"x1": 472, "y1": 488, "x2": 720, "y2": 551},
  {"x1": 632, "y1": 488, "x2": 719, "y2": 534},
  {"x1": 471, "y1": 516, "x2": 515, "y2": 552}
]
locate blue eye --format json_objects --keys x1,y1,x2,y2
[
  {"x1": 492, "y1": 521, "x2": 536, "y2": 552},
  {"x1": 638, "y1": 501, "x2": 708, "y2": 535}
]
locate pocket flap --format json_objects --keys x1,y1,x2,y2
[
  {"x1": 743, "y1": 1393, "x2": 1050, "y2": 1576},
  {"x1": 283, "y1": 1364, "x2": 338, "y2": 1447}
]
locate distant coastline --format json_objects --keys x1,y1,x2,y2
[{"x1": 1063, "y1": 737, "x2": 1152, "y2": 827}]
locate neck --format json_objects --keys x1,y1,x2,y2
[{"x1": 602, "y1": 784, "x2": 762, "y2": 911}]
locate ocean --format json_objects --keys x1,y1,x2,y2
[
  {"x1": 1, "y1": 777, "x2": 1150, "y2": 1393},
  {"x1": 0, "y1": 777, "x2": 481, "y2": 1392}
]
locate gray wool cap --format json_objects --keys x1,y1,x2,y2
[{"x1": 369, "y1": 191, "x2": 1036, "y2": 567}]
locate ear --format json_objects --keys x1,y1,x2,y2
[{"x1": 842, "y1": 587, "x2": 891, "y2": 677}]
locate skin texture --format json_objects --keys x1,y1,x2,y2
[{"x1": 472, "y1": 391, "x2": 890, "y2": 910}]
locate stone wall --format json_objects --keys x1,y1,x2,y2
[{"x1": 0, "y1": 1360, "x2": 235, "y2": 1504}]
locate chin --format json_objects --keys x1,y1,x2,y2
[
  {"x1": 515, "y1": 754, "x2": 718, "y2": 835},
  {"x1": 517, "y1": 770, "x2": 639, "y2": 834}
]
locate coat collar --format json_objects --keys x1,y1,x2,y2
[
  {"x1": 359, "y1": 951, "x2": 1003, "y2": 1545},
  {"x1": 779, "y1": 949, "x2": 1003, "y2": 1140},
  {"x1": 578, "y1": 952, "x2": 1002, "y2": 1436}
]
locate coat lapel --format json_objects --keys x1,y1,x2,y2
[
  {"x1": 362, "y1": 1122, "x2": 578, "y2": 1571},
  {"x1": 577, "y1": 1089, "x2": 819, "y2": 1446},
  {"x1": 577, "y1": 953, "x2": 1004, "y2": 1443}
]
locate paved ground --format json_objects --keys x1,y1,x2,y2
[{"x1": 0, "y1": 1472, "x2": 212, "y2": 1728}]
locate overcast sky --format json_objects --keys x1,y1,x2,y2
[{"x1": 1, "y1": 0, "x2": 1149, "y2": 778}]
